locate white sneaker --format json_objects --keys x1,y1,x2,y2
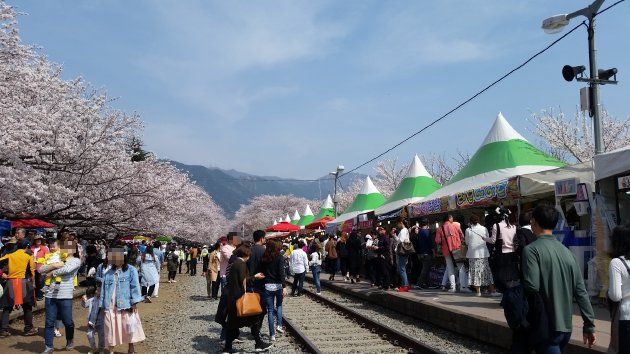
[
  {"x1": 172, "y1": 280, "x2": 177, "y2": 283},
  {"x1": 276, "y1": 326, "x2": 284, "y2": 334},
  {"x1": 54, "y1": 329, "x2": 62, "y2": 337},
  {"x1": 270, "y1": 335, "x2": 276, "y2": 341},
  {"x1": 316, "y1": 292, "x2": 321, "y2": 295}
]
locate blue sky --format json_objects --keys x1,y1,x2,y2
[{"x1": 13, "y1": 0, "x2": 630, "y2": 179}]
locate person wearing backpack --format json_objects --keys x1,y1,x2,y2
[{"x1": 609, "y1": 224, "x2": 630, "y2": 353}]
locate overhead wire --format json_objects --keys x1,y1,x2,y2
[{"x1": 338, "y1": 20, "x2": 588, "y2": 178}]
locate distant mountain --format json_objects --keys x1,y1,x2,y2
[{"x1": 168, "y1": 161, "x2": 365, "y2": 217}]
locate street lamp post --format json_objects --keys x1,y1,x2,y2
[
  {"x1": 542, "y1": 0, "x2": 618, "y2": 156},
  {"x1": 329, "y1": 165, "x2": 345, "y2": 216}
]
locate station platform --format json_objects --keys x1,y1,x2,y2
[{"x1": 307, "y1": 273, "x2": 610, "y2": 354}]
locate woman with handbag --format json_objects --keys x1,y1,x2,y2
[
  {"x1": 464, "y1": 214, "x2": 500, "y2": 297},
  {"x1": 223, "y1": 243, "x2": 270, "y2": 354},
  {"x1": 488, "y1": 208, "x2": 518, "y2": 292},
  {"x1": 395, "y1": 219, "x2": 413, "y2": 292},
  {"x1": 435, "y1": 214, "x2": 463, "y2": 292}
]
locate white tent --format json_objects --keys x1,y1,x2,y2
[
  {"x1": 519, "y1": 161, "x2": 594, "y2": 197},
  {"x1": 594, "y1": 145, "x2": 630, "y2": 181}
]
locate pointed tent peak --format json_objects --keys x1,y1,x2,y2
[
  {"x1": 292, "y1": 210, "x2": 301, "y2": 221},
  {"x1": 406, "y1": 154, "x2": 432, "y2": 179},
  {"x1": 303, "y1": 204, "x2": 314, "y2": 216},
  {"x1": 284, "y1": 214, "x2": 291, "y2": 223},
  {"x1": 273, "y1": 219, "x2": 278, "y2": 225},
  {"x1": 360, "y1": 176, "x2": 381, "y2": 195},
  {"x1": 480, "y1": 112, "x2": 527, "y2": 147},
  {"x1": 322, "y1": 195, "x2": 334, "y2": 209}
]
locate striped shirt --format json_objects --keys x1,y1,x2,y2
[{"x1": 42, "y1": 257, "x2": 81, "y2": 299}]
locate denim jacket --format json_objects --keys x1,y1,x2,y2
[{"x1": 99, "y1": 266, "x2": 144, "y2": 310}]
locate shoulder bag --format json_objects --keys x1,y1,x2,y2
[
  {"x1": 396, "y1": 232, "x2": 415, "y2": 255},
  {"x1": 236, "y1": 278, "x2": 263, "y2": 317},
  {"x1": 444, "y1": 224, "x2": 465, "y2": 262}
]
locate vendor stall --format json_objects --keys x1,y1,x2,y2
[{"x1": 594, "y1": 145, "x2": 630, "y2": 225}]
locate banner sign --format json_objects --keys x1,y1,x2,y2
[
  {"x1": 377, "y1": 208, "x2": 403, "y2": 221},
  {"x1": 409, "y1": 197, "x2": 448, "y2": 218},
  {"x1": 455, "y1": 178, "x2": 519, "y2": 208},
  {"x1": 357, "y1": 212, "x2": 375, "y2": 230}
]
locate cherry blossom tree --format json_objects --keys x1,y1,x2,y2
[
  {"x1": 232, "y1": 194, "x2": 320, "y2": 235},
  {"x1": 0, "y1": 3, "x2": 228, "y2": 241},
  {"x1": 420, "y1": 151, "x2": 470, "y2": 185},
  {"x1": 372, "y1": 158, "x2": 409, "y2": 198},
  {"x1": 530, "y1": 107, "x2": 630, "y2": 163}
]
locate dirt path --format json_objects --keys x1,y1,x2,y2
[{"x1": 0, "y1": 266, "x2": 303, "y2": 353}]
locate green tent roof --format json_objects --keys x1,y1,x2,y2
[
  {"x1": 425, "y1": 113, "x2": 565, "y2": 200},
  {"x1": 296, "y1": 205, "x2": 315, "y2": 227},
  {"x1": 375, "y1": 155, "x2": 440, "y2": 215},
  {"x1": 334, "y1": 176, "x2": 385, "y2": 223}
]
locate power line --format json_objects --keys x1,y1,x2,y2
[
  {"x1": 597, "y1": 0, "x2": 626, "y2": 15},
  {"x1": 338, "y1": 20, "x2": 587, "y2": 179}
]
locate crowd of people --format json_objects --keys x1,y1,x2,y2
[
  {"x1": 2, "y1": 203, "x2": 629, "y2": 353},
  {"x1": 0, "y1": 230, "x2": 208, "y2": 354}
]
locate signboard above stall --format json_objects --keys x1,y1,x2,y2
[
  {"x1": 618, "y1": 175, "x2": 630, "y2": 190},
  {"x1": 409, "y1": 177, "x2": 520, "y2": 218},
  {"x1": 555, "y1": 178, "x2": 578, "y2": 197},
  {"x1": 454, "y1": 178, "x2": 519, "y2": 209},
  {"x1": 357, "y1": 212, "x2": 375, "y2": 230}
]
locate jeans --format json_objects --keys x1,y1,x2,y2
[
  {"x1": 86, "y1": 311, "x2": 105, "y2": 350},
  {"x1": 311, "y1": 265, "x2": 321, "y2": 293},
  {"x1": 190, "y1": 259, "x2": 198, "y2": 276},
  {"x1": 416, "y1": 254, "x2": 432, "y2": 286},
  {"x1": 44, "y1": 298, "x2": 74, "y2": 348},
  {"x1": 263, "y1": 287, "x2": 284, "y2": 337},
  {"x1": 534, "y1": 331, "x2": 571, "y2": 354},
  {"x1": 397, "y1": 254, "x2": 409, "y2": 286},
  {"x1": 2, "y1": 304, "x2": 33, "y2": 332},
  {"x1": 291, "y1": 272, "x2": 305, "y2": 295}
]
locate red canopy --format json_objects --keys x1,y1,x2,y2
[
  {"x1": 265, "y1": 222, "x2": 300, "y2": 233},
  {"x1": 11, "y1": 219, "x2": 55, "y2": 229},
  {"x1": 305, "y1": 216, "x2": 335, "y2": 230}
]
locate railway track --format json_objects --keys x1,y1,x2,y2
[{"x1": 281, "y1": 281, "x2": 443, "y2": 354}]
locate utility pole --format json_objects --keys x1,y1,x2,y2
[
  {"x1": 542, "y1": 0, "x2": 618, "y2": 156},
  {"x1": 329, "y1": 165, "x2": 344, "y2": 216}
]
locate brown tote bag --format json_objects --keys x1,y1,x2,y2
[{"x1": 236, "y1": 279, "x2": 263, "y2": 317}]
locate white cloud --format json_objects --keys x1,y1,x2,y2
[
  {"x1": 135, "y1": 0, "x2": 350, "y2": 122},
  {"x1": 357, "y1": 1, "x2": 534, "y2": 76}
]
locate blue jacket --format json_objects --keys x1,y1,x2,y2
[{"x1": 99, "y1": 266, "x2": 144, "y2": 310}]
